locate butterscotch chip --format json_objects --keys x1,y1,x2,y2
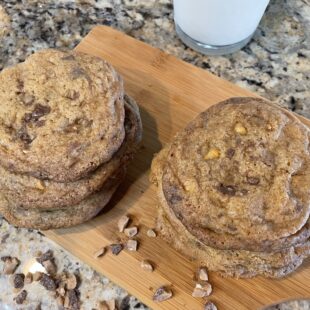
[
  {"x1": 93, "y1": 247, "x2": 106, "y2": 258},
  {"x1": 153, "y1": 286, "x2": 173, "y2": 302},
  {"x1": 118, "y1": 215, "x2": 130, "y2": 232},
  {"x1": 234, "y1": 122, "x2": 247, "y2": 134},
  {"x1": 204, "y1": 148, "x2": 220, "y2": 160},
  {"x1": 140, "y1": 260, "x2": 154, "y2": 272},
  {"x1": 124, "y1": 226, "x2": 138, "y2": 237},
  {"x1": 192, "y1": 283, "x2": 212, "y2": 298},
  {"x1": 36, "y1": 180, "x2": 46, "y2": 191}
]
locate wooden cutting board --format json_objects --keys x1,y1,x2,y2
[{"x1": 45, "y1": 26, "x2": 310, "y2": 310}]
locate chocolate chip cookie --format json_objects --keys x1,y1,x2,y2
[
  {"x1": 151, "y1": 97, "x2": 310, "y2": 277},
  {"x1": 0, "y1": 167, "x2": 126, "y2": 230},
  {"x1": 0, "y1": 49, "x2": 125, "y2": 182},
  {"x1": 156, "y1": 97, "x2": 310, "y2": 251},
  {"x1": 0, "y1": 95, "x2": 142, "y2": 209}
]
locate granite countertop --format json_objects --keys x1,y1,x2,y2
[{"x1": 0, "y1": 0, "x2": 309, "y2": 309}]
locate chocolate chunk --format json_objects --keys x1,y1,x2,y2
[
  {"x1": 14, "y1": 290, "x2": 27, "y2": 304},
  {"x1": 40, "y1": 274, "x2": 56, "y2": 291},
  {"x1": 225, "y1": 148, "x2": 235, "y2": 159},
  {"x1": 13, "y1": 273, "x2": 25, "y2": 289},
  {"x1": 217, "y1": 184, "x2": 236, "y2": 196},
  {"x1": 16, "y1": 126, "x2": 33, "y2": 145},
  {"x1": 110, "y1": 244, "x2": 123, "y2": 255},
  {"x1": 36, "y1": 250, "x2": 54, "y2": 264},
  {"x1": 24, "y1": 104, "x2": 51, "y2": 123},
  {"x1": 247, "y1": 177, "x2": 260, "y2": 185},
  {"x1": 71, "y1": 67, "x2": 86, "y2": 79}
]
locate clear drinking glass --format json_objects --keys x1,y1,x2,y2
[{"x1": 174, "y1": 0, "x2": 270, "y2": 55}]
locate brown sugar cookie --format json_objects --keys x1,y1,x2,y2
[{"x1": 0, "y1": 49, "x2": 125, "y2": 182}]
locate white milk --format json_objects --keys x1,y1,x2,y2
[{"x1": 174, "y1": 0, "x2": 270, "y2": 46}]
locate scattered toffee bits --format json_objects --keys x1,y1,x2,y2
[
  {"x1": 110, "y1": 244, "x2": 123, "y2": 256},
  {"x1": 14, "y1": 289, "x2": 27, "y2": 305},
  {"x1": 117, "y1": 215, "x2": 130, "y2": 232},
  {"x1": 93, "y1": 247, "x2": 106, "y2": 259},
  {"x1": 192, "y1": 282, "x2": 212, "y2": 298},
  {"x1": 198, "y1": 267, "x2": 209, "y2": 281},
  {"x1": 25, "y1": 272, "x2": 33, "y2": 284},
  {"x1": 147, "y1": 229, "x2": 157, "y2": 238},
  {"x1": 126, "y1": 239, "x2": 138, "y2": 251},
  {"x1": 124, "y1": 226, "x2": 138, "y2": 237},
  {"x1": 140, "y1": 260, "x2": 154, "y2": 272},
  {"x1": 33, "y1": 271, "x2": 43, "y2": 281},
  {"x1": 153, "y1": 286, "x2": 173, "y2": 302},
  {"x1": 13, "y1": 273, "x2": 25, "y2": 289}
]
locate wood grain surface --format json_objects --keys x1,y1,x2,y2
[{"x1": 45, "y1": 26, "x2": 310, "y2": 310}]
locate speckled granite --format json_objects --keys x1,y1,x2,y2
[{"x1": 0, "y1": 0, "x2": 309, "y2": 309}]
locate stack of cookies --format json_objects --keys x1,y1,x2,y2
[
  {"x1": 151, "y1": 97, "x2": 310, "y2": 278},
  {"x1": 0, "y1": 49, "x2": 142, "y2": 230}
]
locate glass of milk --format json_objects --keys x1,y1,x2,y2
[{"x1": 174, "y1": 0, "x2": 270, "y2": 55}]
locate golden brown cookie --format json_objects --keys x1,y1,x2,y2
[
  {"x1": 152, "y1": 97, "x2": 310, "y2": 252},
  {"x1": 0, "y1": 168, "x2": 125, "y2": 230},
  {"x1": 0, "y1": 95, "x2": 142, "y2": 209},
  {"x1": 0, "y1": 49, "x2": 125, "y2": 182}
]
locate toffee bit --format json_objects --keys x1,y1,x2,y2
[
  {"x1": 198, "y1": 267, "x2": 209, "y2": 281},
  {"x1": 66, "y1": 273, "x2": 78, "y2": 290},
  {"x1": 25, "y1": 272, "x2": 33, "y2": 284},
  {"x1": 146, "y1": 229, "x2": 157, "y2": 238},
  {"x1": 124, "y1": 226, "x2": 138, "y2": 238},
  {"x1": 192, "y1": 282, "x2": 212, "y2": 298},
  {"x1": 110, "y1": 244, "x2": 123, "y2": 256},
  {"x1": 93, "y1": 247, "x2": 106, "y2": 259},
  {"x1": 118, "y1": 215, "x2": 130, "y2": 232},
  {"x1": 33, "y1": 272, "x2": 43, "y2": 281},
  {"x1": 126, "y1": 239, "x2": 138, "y2": 251},
  {"x1": 140, "y1": 260, "x2": 154, "y2": 272},
  {"x1": 153, "y1": 286, "x2": 173, "y2": 302},
  {"x1": 204, "y1": 301, "x2": 218, "y2": 310}
]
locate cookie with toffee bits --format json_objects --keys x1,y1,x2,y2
[
  {"x1": 0, "y1": 95, "x2": 142, "y2": 209},
  {"x1": 154, "y1": 97, "x2": 310, "y2": 252},
  {"x1": 0, "y1": 49, "x2": 125, "y2": 182}
]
